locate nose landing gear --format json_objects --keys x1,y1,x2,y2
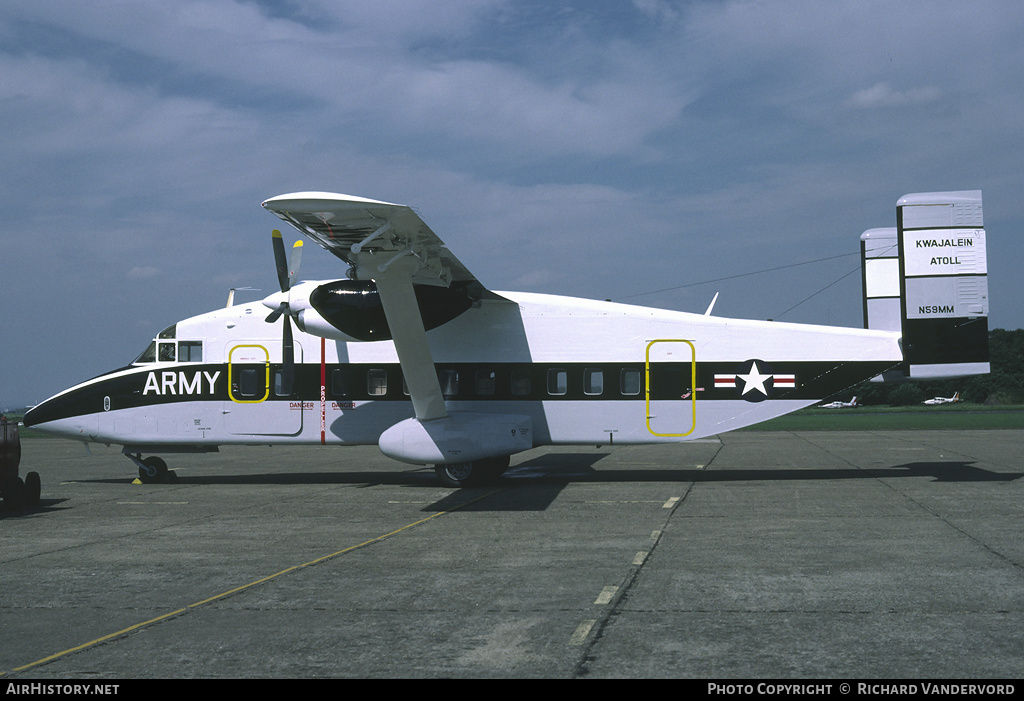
[{"x1": 124, "y1": 451, "x2": 178, "y2": 484}]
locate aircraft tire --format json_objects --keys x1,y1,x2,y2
[
  {"x1": 138, "y1": 457, "x2": 169, "y2": 484},
  {"x1": 476, "y1": 455, "x2": 510, "y2": 480},
  {"x1": 434, "y1": 456, "x2": 510, "y2": 488},
  {"x1": 23, "y1": 471, "x2": 41, "y2": 507},
  {"x1": 434, "y1": 462, "x2": 480, "y2": 488}
]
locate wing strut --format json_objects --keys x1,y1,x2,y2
[
  {"x1": 262, "y1": 192, "x2": 533, "y2": 467},
  {"x1": 373, "y1": 267, "x2": 447, "y2": 421}
]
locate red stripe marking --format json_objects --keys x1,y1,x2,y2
[{"x1": 320, "y1": 336, "x2": 327, "y2": 445}]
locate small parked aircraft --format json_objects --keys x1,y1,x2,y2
[
  {"x1": 923, "y1": 392, "x2": 962, "y2": 405},
  {"x1": 820, "y1": 396, "x2": 858, "y2": 409},
  {"x1": 24, "y1": 190, "x2": 990, "y2": 486}
]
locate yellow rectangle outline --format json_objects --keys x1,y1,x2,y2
[
  {"x1": 228, "y1": 344, "x2": 270, "y2": 403},
  {"x1": 645, "y1": 339, "x2": 697, "y2": 437}
]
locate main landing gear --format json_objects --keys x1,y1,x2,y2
[
  {"x1": 433, "y1": 455, "x2": 511, "y2": 488},
  {"x1": 124, "y1": 452, "x2": 178, "y2": 484}
]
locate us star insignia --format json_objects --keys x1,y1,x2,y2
[{"x1": 713, "y1": 359, "x2": 796, "y2": 402}]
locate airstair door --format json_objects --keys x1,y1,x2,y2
[
  {"x1": 225, "y1": 342, "x2": 303, "y2": 436},
  {"x1": 645, "y1": 339, "x2": 697, "y2": 437}
]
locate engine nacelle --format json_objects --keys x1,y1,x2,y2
[
  {"x1": 295, "y1": 308, "x2": 366, "y2": 343},
  {"x1": 267, "y1": 279, "x2": 476, "y2": 343},
  {"x1": 309, "y1": 279, "x2": 473, "y2": 342},
  {"x1": 378, "y1": 413, "x2": 533, "y2": 465}
]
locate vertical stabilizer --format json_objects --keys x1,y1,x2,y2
[
  {"x1": 898, "y1": 190, "x2": 988, "y2": 379},
  {"x1": 861, "y1": 227, "x2": 900, "y2": 332},
  {"x1": 861, "y1": 227, "x2": 906, "y2": 382},
  {"x1": 862, "y1": 191, "x2": 990, "y2": 380}
]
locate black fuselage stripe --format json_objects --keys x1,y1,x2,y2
[{"x1": 25, "y1": 360, "x2": 897, "y2": 425}]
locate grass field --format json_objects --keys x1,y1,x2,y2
[{"x1": 748, "y1": 403, "x2": 1024, "y2": 431}]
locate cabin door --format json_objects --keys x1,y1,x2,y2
[
  {"x1": 645, "y1": 339, "x2": 697, "y2": 437},
  {"x1": 224, "y1": 342, "x2": 304, "y2": 436}
]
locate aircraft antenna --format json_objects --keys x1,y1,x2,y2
[
  {"x1": 615, "y1": 251, "x2": 859, "y2": 301},
  {"x1": 773, "y1": 263, "x2": 862, "y2": 320}
]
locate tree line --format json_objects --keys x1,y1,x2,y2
[{"x1": 853, "y1": 328, "x2": 1024, "y2": 406}]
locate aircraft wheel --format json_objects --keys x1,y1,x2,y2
[
  {"x1": 138, "y1": 457, "x2": 169, "y2": 484},
  {"x1": 434, "y1": 456, "x2": 509, "y2": 487},
  {"x1": 23, "y1": 471, "x2": 41, "y2": 507},
  {"x1": 476, "y1": 455, "x2": 510, "y2": 480},
  {"x1": 434, "y1": 462, "x2": 478, "y2": 488}
]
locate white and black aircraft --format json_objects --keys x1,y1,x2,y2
[
  {"x1": 924, "y1": 392, "x2": 962, "y2": 405},
  {"x1": 25, "y1": 190, "x2": 991, "y2": 486},
  {"x1": 820, "y1": 396, "x2": 858, "y2": 409}
]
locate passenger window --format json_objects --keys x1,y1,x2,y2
[
  {"x1": 438, "y1": 369, "x2": 459, "y2": 397},
  {"x1": 367, "y1": 369, "x2": 388, "y2": 396},
  {"x1": 584, "y1": 368, "x2": 604, "y2": 395},
  {"x1": 620, "y1": 369, "x2": 641, "y2": 396},
  {"x1": 476, "y1": 370, "x2": 496, "y2": 396},
  {"x1": 511, "y1": 368, "x2": 531, "y2": 396},
  {"x1": 331, "y1": 368, "x2": 351, "y2": 397},
  {"x1": 547, "y1": 369, "x2": 567, "y2": 396},
  {"x1": 273, "y1": 369, "x2": 293, "y2": 397},
  {"x1": 178, "y1": 341, "x2": 202, "y2": 362},
  {"x1": 238, "y1": 368, "x2": 261, "y2": 397}
]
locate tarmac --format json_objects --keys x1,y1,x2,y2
[{"x1": 1, "y1": 430, "x2": 1022, "y2": 679}]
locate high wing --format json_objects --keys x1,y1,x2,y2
[
  {"x1": 261, "y1": 192, "x2": 499, "y2": 424},
  {"x1": 262, "y1": 192, "x2": 500, "y2": 300}
]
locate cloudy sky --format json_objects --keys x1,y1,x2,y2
[{"x1": 3, "y1": 0, "x2": 1023, "y2": 408}]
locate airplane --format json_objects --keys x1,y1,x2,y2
[
  {"x1": 24, "y1": 190, "x2": 991, "y2": 487},
  {"x1": 923, "y1": 392, "x2": 962, "y2": 405},
  {"x1": 820, "y1": 396, "x2": 858, "y2": 409}
]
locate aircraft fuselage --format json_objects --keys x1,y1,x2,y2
[{"x1": 25, "y1": 287, "x2": 902, "y2": 456}]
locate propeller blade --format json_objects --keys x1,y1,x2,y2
[
  {"x1": 280, "y1": 315, "x2": 295, "y2": 395},
  {"x1": 267, "y1": 233, "x2": 303, "y2": 395},
  {"x1": 264, "y1": 300, "x2": 288, "y2": 323},
  {"x1": 288, "y1": 240, "x2": 303, "y2": 289},
  {"x1": 272, "y1": 229, "x2": 290, "y2": 292}
]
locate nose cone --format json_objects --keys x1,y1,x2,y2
[
  {"x1": 23, "y1": 387, "x2": 98, "y2": 439},
  {"x1": 22, "y1": 397, "x2": 56, "y2": 429}
]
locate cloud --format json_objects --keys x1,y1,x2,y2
[
  {"x1": 3, "y1": 0, "x2": 1024, "y2": 407},
  {"x1": 127, "y1": 266, "x2": 162, "y2": 280},
  {"x1": 632, "y1": 0, "x2": 679, "y2": 24},
  {"x1": 845, "y1": 82, "x2": 944, "y2": 109}
]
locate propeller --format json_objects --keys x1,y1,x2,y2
[{"x1": 265, "y1": 229, "x2": 303, "y2": 394}]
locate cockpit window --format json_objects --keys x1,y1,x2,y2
[
  {"x1": 133, "y1": 337, "x2": 202, "y2": 364},
  {"x1": 134, "y1": 341, "x2": 157, "y2": 364},
  {"x1": 158, "y1": 341, "x2": 176, "y2": 362},
  {"x1": 178, "y1": 341, "x2": 202, "y2": 362},
  {"x1": 134, "y1": 324, "x2": 178, "y2": 364}
]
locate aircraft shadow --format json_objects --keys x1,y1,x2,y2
[
  {"x1": 438, "y1": 458, "x2": 1023, "y2": 512},
  {"x1": 0, "y1": 497, "x2": 71, "y2": 519},
  {"x1": 42, "y1": 454, "x2": 1020, "y2": 514}
]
